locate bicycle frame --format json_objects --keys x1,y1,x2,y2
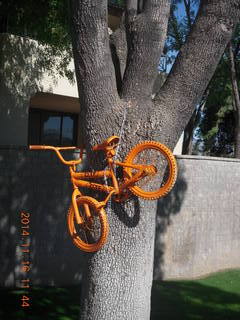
[
  {"x1": 70, "y1": 159, "x2": 153, "y2": 205},
  {"x1": 29, "y1": 143, "x2": 155, "y2": 224}
]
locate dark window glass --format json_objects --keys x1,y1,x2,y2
[
  {"x1": 28, "y1": 109, "x2": 78, "y2": 146},
  {"x1": 62, "y1": 116, "x2": 74, "y2": 146},
  {"x1": 42, "y1": 114, "x2": 61, "y2": 145}
]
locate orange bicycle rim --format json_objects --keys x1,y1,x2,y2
[{"x1": 67, "y1": 196, "x2": 109, "y2": 252}]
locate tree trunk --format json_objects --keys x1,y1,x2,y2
[
  {"x1": 69, "y1": 1, "x2": 240, "y2": 319},
  {"x1": 229, "y1": 40, "x2": 240, "y2": 158}
]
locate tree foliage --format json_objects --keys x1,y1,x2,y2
[
  {"x1": 1, "y1": 0, "x2": 69, "y2": 45},
  {"x1": 0, "y1": 0, "x2": 74, "y2": 81},
  {"x1": 161, "y1": 0, "x2": 200, "y2": 70},
  {"x1": 193, "y1": 24, "x2": 240, "y2": 157}
]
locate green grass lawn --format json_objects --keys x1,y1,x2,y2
[
  {"x1": 0, "y1": 270, "x2": 239, "y2": 320},
  {"x1": 151, "y1": 269, "x2": 240, "y2": 320}
]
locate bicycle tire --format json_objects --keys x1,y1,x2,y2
[
  {"x1": 67, "y1": 196, "x2": 109, "y2": 252},
  {"x1": 123, "y1": 141, "x2": 177, "y2": 200}
]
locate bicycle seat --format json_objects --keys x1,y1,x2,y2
[{"x1": 92, "y1": 136, "x2": 120, "y2": 151}]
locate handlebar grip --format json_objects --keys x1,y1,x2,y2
[{"x1": 29, "y1": 145, "x2": 48, "y2": 150}]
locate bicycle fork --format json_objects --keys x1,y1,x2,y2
[{"x1": 70, "y1": 167, "x2": 93, "y2": 226}]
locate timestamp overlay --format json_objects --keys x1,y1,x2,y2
[{"x1": 19, "y1": 211, "x2": 31, "y2": 308}]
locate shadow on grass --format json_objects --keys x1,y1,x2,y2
[
  {"x1": 1, "y1": 276, "x2": 240, "y2": 320},
  {"x1": 151, "y1": 280, "x2": 240, "y2": 320},
  {"x1": 0, "y1": 286, "x2": 81, "y2": 320}
]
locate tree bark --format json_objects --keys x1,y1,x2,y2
[
  {"x1": 229, "y1": 40, "x2": 240, "y2": 158},
  {"x1": 69, "y1": 1, "x2": 240, "y2": 319}
]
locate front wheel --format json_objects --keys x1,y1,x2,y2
[
  {"x1": 67, "y1": 196, "x2": 109, "y2": 252},
  {"x1": 123, "y1": 141, "x2": 177, "y2": 200}
]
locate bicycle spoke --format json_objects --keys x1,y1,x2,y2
[
  {"x1": 132, "y1": 148, "x2": 169, "y2": 192},
  {"x1": 73, "y1": 205, "x2": 102, "y2": 245}
]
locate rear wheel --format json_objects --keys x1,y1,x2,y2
[
  {"x1": 123, "y1": 141, "x2": 177, "y2": 200},
  {"x1": 67, "y1": 196, "x2": 109, "y2": 252}
]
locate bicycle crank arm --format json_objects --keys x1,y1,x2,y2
[
  {"x1": 120, "y1": 170, "x2": 145, "y2": 191},
  {"x1": 143, "y1": 165, "x2": 157, "y2": 175}
]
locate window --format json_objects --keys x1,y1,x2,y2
[{"x1": 28, "y1": 108, "x2": 78, "y2": 146}]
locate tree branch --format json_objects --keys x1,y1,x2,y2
[
  {"x1": 121, "y1": 0, "x2": 171, "y2": 99},
  {"x1": 152, "y1": 0, "x2": 240, "y2": 146},
  {"x1": 69, "y1": 0, "x2": 119, "y2": 114}
]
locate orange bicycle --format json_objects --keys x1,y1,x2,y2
[{"x1": 30, "y1": 136, "x2": 177, "y2": 252}]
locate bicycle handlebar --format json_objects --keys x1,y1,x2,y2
[
  {"x1": 29, "y1": 145, "x2": 77, "y2": 151},
  {"x1": 29, "y1": 145, "x2": 83, "y2": 166}
]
